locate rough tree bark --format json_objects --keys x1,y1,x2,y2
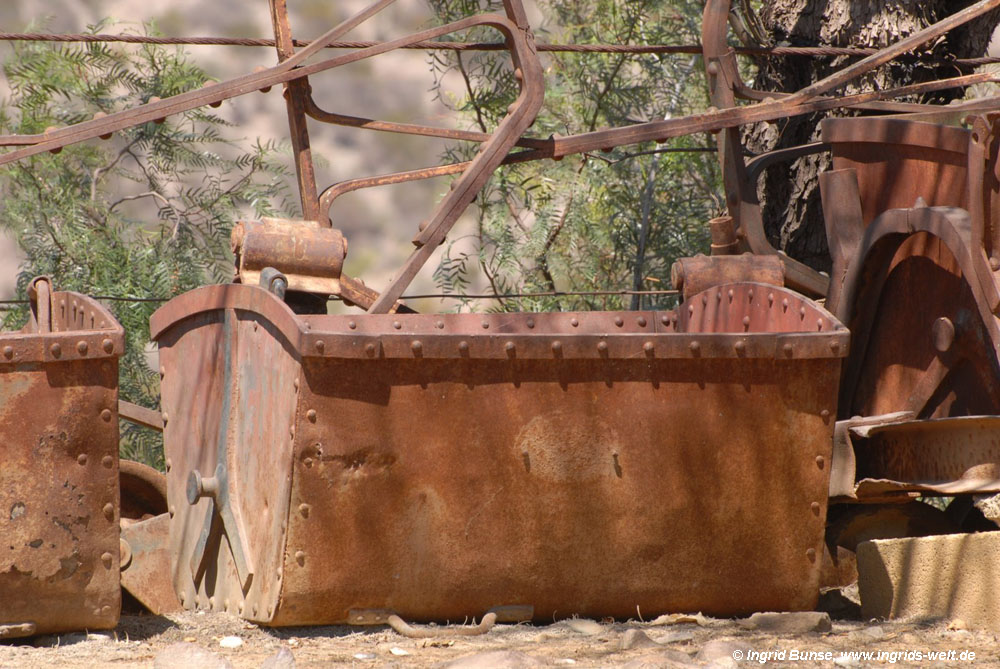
[{"x1": 743, "y1": 0, "x2": 1000, "y2": 272}]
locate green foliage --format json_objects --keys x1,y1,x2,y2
[
  {"x1": 428, "y1": 0, "x2": 720, "y2": 311},
  {"x1": 0, "y1": 23, "x2": 293, "y2": 467}
]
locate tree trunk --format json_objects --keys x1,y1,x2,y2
[{"x1": 744, "y1": 0, "x2": 1000, "y2": 271}]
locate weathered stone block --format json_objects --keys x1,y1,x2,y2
[{"x1": 857, "y1": 531, "x2": 1000, "y2": 627}]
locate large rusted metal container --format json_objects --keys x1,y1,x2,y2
[
  {"x1": 151, "y1": 280, "x2": 848, "y2": 624},
  {"x1": 0, "y1": 277, "x2": 125, "y2": 638}
]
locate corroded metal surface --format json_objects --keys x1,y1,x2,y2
[
  {"x1": 0, "y1": 278, "x2": 124, "y2": 637},
  {"x1": 152, "y1": 281, "x2": 846, "y2": 623},
  {"x1": 231, "y1": 218, "x2": 347, "y2": 295}
]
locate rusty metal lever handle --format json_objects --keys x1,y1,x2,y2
[{"x1": 387, "y1": 612, "x2": 497, "y2": 638}]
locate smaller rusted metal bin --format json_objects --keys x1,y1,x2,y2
[
  {"x1": 0, "y1": 278, "x2": 124, "y2": 638},
  {"x1": 151, "y1": 277, "x2": 848, "y2": 625}
]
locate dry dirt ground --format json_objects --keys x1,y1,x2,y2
[{"x1": 2, "y1": 603, "x2": 998, "y2": 669}]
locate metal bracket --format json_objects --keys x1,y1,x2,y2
[{"x1": 187, "y1": 309, "x2": 255, "y2": 591}]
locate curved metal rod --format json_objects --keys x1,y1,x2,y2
[
  {"x1": 303, "y1": 95, "x2": 549, "y2": 150},
  {"x1": 387, "y1": 612, "x2": 497, "y2": 638},
  {"x1": 0, "y1": 13, "x2": 531, "y2": 162},
  {"x1": 366, "y1": 7, "x2": 545, "y2": 312}
]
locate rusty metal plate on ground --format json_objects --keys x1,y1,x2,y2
[
  {"x1": 151, "y1": 281, "x2": 847, "y2": 624},
  {"x1": 0, "y1": 278, "x2": 125, "y2": 637}
]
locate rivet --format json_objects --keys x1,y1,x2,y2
[
  {"x1": 162, "y1": 412, "x2": 169, "y2": 424},
  {"x1": 768, "y1": 293, "x2": 774, "y2": 306},
  {"x1": 806, "y1": 547, "x2": 817, "y2": 562},
  {"x1": 393, "y1": 321, "x2": 401, "y2": 330},
  {"x1": 571, "y1": 318, "x2": 579, "y2": 327},
  {"x1": 306, "y1": 409, "x2": 317, "y2": 422},
  {"x1": 315, "y1": 339, "x2": 325, "y2": 353},
  {"x1": 101, "y1": 552, "x2": 113, "y2": 569},
  {"x1": 701, "y1": 294, "x2": 709, "y2": 305},
  {"x1": 101, "y1": 409, "x2": 112, "y2": 422},
  {"x1": 783, "y1": 343, "x2": 794, "y2": 357},
  {"x1": 101, "y1": 605, "x2": 112, "y2": 616},
  {"x1": 742, "y1": 316, "x2": 751, "y2": 329},
  {"x1": 102, "y1": 338, "x2": 114, "y2": 354},
  {"x1": 102, "y1": 455, "x2": 113, "y2": 468},
  {"x1": 689, "y1": 341, "x2": 701, "y2": 354},
  {"x1": 660, "y1": 315, "x2": 669, "y2": 325},
  {"x1": 514, "y1": 67, "x2": 523, "y2": 80},
  {"x1": 299, "y1": 503, "x2": 311, "y2": 517},
  {"x1": 727, "y1": 289, "x2": 734, "y2": 302},
  {"x1": 748, "y1": 288, "x2": 754, "y2": 301},
  {"x1": 800, "y1": 306, "x2": 806, "y2": 318},
  {"x1": 77, "y1": 453, "x2": 88, "y2": 465},
  {"x1": 103, "y1": 503, "x2": 114, "y2": 520},
  {"x1": 169, "y1": 505, "x2": 175, "y2": 518},
  {"x1": 180, "y1": 593, "x2": 186, "y2": 606},
  {"x1": 643, "y1": 342, "x2": 655, "y2": 355},
  {"x1": 688, "y1": 305, "x2": 695, "y2": 315},
  {"x1": 482, "y1": 321, "x2": 490, "y2": 329},
  {"x1": 293, "y1": 378, "x2": 299, "y2": 390},
  {"x1": 551, "y1": 341, "x2": 562, "y2": 354},
  {"x1": 614, "y1": 316, "x2": 624, "y2": 327},
  {"x1": 505, "y1": 341, "x2": 516, "y2": 356},
  {"x1": 209, "y1": 596, "x2": 216, "y2": 608},
  {"x1": 253, "y1": 605, "x2": 258, "y2": 616},
  {"x1": 526, "y1": 318, "x2": 535, "y2": 329},
  {"x1": 815, "y1": 456, "x2": 825, "y2": 469},
  {"x1": 458, "y1": 341, "x2": 470, "y2": 354},
  {"x1": 365, "y1": 342, "x2": 377, "y2": 357},
  {"x1": 237, "y1": 602, "x2": 243, "y2": 614},
  {"x1": 289, "y1": 425, "x2": 295, "y2": 438},
  {"x1": 295, "y1": 550, "x2": 305, "y2": 564},
  {"x1": 811, "y1": 502, "x2": 821, "y2": 515},
  {"x1": 166, "y1": 459, "x2": 172, "y2": 472},
  {"x1": 50, "y1": 343, "x2": 61, "y2": 358},
  {"x1": 303, "y1": 457, "x2": 313, "y2": 467},
  {"x1": 77, "y1": 340, "x2": 88, "y2": 355},
  {"x1": 734, "y1": 340, "x2": 746, "y2": 354},
  {"x1": 435, "y1": 320, "x2": 444, "y2": 329},
  {"x1": 637, "y1": 317, "x2": 647, "y2": 327},
  {"x1": 348, "y1": 321, "x2": 356, "y2": 330},
  {"x1": 411, "y1": 340, "x2": 423, "y2": 355},
  {"x1": 597, "y1": 341, "x2": 609, "y2": 353},
  {"x1": 2, "y1": 346, "x2": 12, "y2": 359},
  {"x1": 821, "y1": 409, "x2": 831, "y2": 420},
  {"x1": 716, "y1": 291, "x2": 722, "y2": 301},
  {"x1": 992, "y1": 256, "x2": 1000, "y2": 272},
  {"x1": 781, "y1": 298, "x2": 789, "y2": 312},
  {"x1": 830, "y1": 340, "x2": 840, "y2": 354}
]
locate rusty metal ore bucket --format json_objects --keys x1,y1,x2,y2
[
  {"x1": 0, "y1": 277, "x2": 124, "y2": 639},
  {"x1": 150, "y1": 280, "x2": 848, "y2": 625}
]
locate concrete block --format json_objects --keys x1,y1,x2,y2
[{"x1": 857, "y1": 531, "x2": 1000, "y2": 627}]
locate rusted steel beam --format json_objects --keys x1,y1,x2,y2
[
  {"x1": 365, "y1": 2, "x2": 545, "y2": 312},
  {"x1": 119, "y1": 400, "x2": 164, "y2": 432},
  {"x1": 268, "y1": 0, "x2": 321, "y2": 221}
]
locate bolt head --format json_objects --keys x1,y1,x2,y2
[
  {"x1": 306, "y1": 409, "x2": 317, "y2": 422},
  {"x1": 102, "y1": 338, "x2": 114, "y2": 354},
  {"x1": 50, "y1": 343, "x2": 61, "y2": 358},
  {"x1": 77, "y1": 341, "x2": 88, "y2": 355},
  {"x1": 77, "y1": 453, "x2": 88, "y2": 465}
]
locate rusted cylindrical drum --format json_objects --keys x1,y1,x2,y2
[
  {"x1": 151, "y1": 281, "x2": 848, "y2": 625},
  {"x1": 0, "y1": 278, "x2": 125, "y2": 638}
]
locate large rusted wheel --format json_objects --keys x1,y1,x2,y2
[
  {"x1": 119, "y1": 459, "x2": 168, "y2": 522},
  {"x1": 840, "y1": 225, "x2": 1000, "y2": 421}
]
